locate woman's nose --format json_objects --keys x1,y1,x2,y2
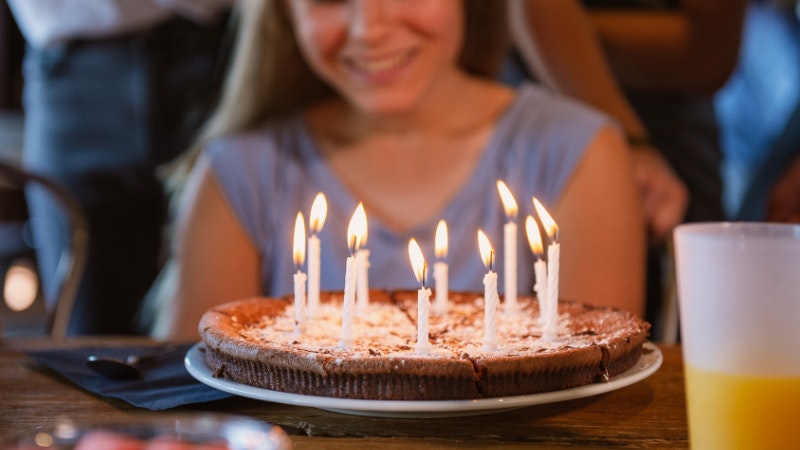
[{"x1": 349, "y1": 0, "x2": 389, "y2": 42}]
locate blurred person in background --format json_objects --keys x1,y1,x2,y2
[
  {"x1": 715, "y1": 0, "x2": 800, "y2": 223},
  {"x1": 6, "y1": 0, "x2": 234, "y2": 334}
]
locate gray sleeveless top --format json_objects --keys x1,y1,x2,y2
[{"x1": 206, "y1": 83, "x2": 611, "y2": 296}]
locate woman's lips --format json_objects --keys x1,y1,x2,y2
[{"x1": 344, "y1": 50, "x2": 415, "y2": 81}]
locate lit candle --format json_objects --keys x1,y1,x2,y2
[
  {"x1": 533, "y1": 198, "x2": 559, "y2": 341},
  {"x1": 525, "y1": 215, "x2": 548, "y2": 326},
  {"x1": 307, "y1": 192, "x2": 327, "y2": 319},
  {"x1": 339, "y1": 204, "x2": 366, "y2": 349},
  {"x1": 354, "y1": 203, "x2": 370, "y2": 315},
  {"x1": 433, "y1": 219, "x2": 449, "y2": 315},
  {"x1": 408, "y1": 238, "x2": 432, "y2": 355},
  {"x1": 478, "y1": 229, "x2": 498, "y2": 352},
  {"x1": 497, "y1": 180, "x2": 519, "y2": 314},
  {"x1": 292, "y1": 212, "x2": 307, "y2": 335}
]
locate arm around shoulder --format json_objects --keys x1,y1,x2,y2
[
  {"x1": 554, "y1": 126, "x2": 646, "y2": 317},
  {"x1": 152, "y1": 155, "x2": 261, "y2": 341}
]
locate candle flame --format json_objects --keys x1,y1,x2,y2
[
  {"x1": 434, "y1": 220, "x2": 448, "y2": 259},
  {"x1": 408, "y1": 238, "x2": 427, "y2": 286},
  {"x1": 525, "y1": 215, "x2": 544, "y2": 256},
  {"x1": 309, "y1": 192, "x2": 328, "y2": 234},
  {"x1": 496, "y1": 180, "x2": 518, "y2": 218},
  {"x1": 347, "y1": 202, "x2": 368, "y2": 254},
  {"x1": 532, "y1": 197, "x2": 558, "y2": 240},
  {"x1": 477, "y1": 229, "x2": 494, "y2": 270},
  {"x1": 293, "y1": 212, "x2": 306, "y2": 267}
]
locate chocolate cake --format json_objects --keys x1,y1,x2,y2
[{"x1": 199, "y1": 291, "x2": 649, "y2": 400}]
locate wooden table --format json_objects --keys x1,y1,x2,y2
[{"x1": 0, "y1": 338, "x2": 688, "y2": 449}]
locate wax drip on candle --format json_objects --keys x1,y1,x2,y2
[
  {"x1": 292, "y1": 212, "x2": 307, "y2": 334},
  {"x1": 409, "y1": 238, "x2": 431, "y2": 354},
  {"x1": 533, "y1": 198, "x2": 560, "y2": 341},
  {"x1": 340, "y1": 205, "x2": 366, "y2": 349},
  {"x1": 497, "y1": 180, "x2": 519, "y2": 314},
  {"x1": 433, "y1": 219, "x2": 449, "y2": 315},
  {"x1": 307, "y1": 192, "x2": 327, "y2": 319},
  {"x1": 478, "y1": 230, "x2": 498, "y2": 352}
]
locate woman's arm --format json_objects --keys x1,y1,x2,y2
[
  {"x1": 155, "y1": 155, "x2": 261, "y2": 341},
  {"x1": 555, "y1": 126, "x2": 646, "y2": 316}
]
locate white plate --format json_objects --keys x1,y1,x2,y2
[{"x1": 185, "y1": 342, "x2": 662, "y2": 418}]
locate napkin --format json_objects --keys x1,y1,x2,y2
[{"x1": 25, "y1": 343, "x2": 233, "y2": 410}]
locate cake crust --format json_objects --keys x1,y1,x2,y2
[{"x1": 199, "y1": 291, "x2": 649, "y2": 400}]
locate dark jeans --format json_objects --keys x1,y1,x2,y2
[{"x1": 22, "y1": 15, "x2": 231, "y2": 335}]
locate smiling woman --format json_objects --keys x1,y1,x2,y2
[{"x1": 147, "y1": 0, "x2": 645, "y2": 341}]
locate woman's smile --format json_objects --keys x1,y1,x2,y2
[{"x1": 343, "y1": 49, "x2": 417, "y2": 83}]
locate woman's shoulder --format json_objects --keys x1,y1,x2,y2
[
  {"x1": 497, "y1": 82, "x2": 615, "y2": 152},
  {"x1": 201, "y1": 115, "x2": 314, "y2": 199},
  {"x1": 494, "y1": 83, "x2": 617, "y2": 201},
  {"x1": 508, "y1": 82, "x2": 612, "y2": 129},
  {"x1": 206, "y1": 116, "x2": 307, "y2": 158}
]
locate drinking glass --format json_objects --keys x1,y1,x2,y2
[{"x1": 674, "y1": 222, "x2": 800, "y2": 450}]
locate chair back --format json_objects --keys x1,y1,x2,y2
[{"x1": 0, "y1": 162, "x2": 88, "y2": 338}]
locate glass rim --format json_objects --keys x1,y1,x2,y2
[{"x1": 674, "y1": 221, "x2": 800, "y2": 239}]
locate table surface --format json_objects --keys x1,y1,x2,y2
[{"x1": 0, "y1": 337, "x2": 688, "y2": 449}]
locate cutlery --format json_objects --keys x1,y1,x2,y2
[{"x1": 85, "y1": 345, "x2": 181, "y2": 379}]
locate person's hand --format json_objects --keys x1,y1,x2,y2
[
  {"x1": 630, "y1": 146, "x2": 689, "y2": 242},
  {"x1": 766, "y1": 154, "x2": 800, "y2": 223}
]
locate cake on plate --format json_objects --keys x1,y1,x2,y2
[{"x1": 199, "y1": 291, "x2": 649, "y2": 400}]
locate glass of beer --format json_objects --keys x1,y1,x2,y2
[{"x1": 674, "y1": 222, "x2": 800, "y2": 450}]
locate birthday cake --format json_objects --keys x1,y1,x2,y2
[{"x1": 199, "y1": 291, "x2": 649, "y2": 400}]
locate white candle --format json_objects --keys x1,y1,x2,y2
[
  {"x1": 503, "y1": 220, "x2": 518, "y2": 313},
  {"x1": 354, "y1": 203, "x2": 369, "y2": 314},
  {"x1": 292, "y1": 212, "x2": 307, "y2": 334},
  {"x1": 534, "y1": 258, "x2": 548, "y2": 324},
  {"x1": 409, "y1": 238, "x2": 431, "y2": 354},
  {"x1": 339, "y1": 204, "x2": 366, "y2": 349},
  {"x1": 533, "y1": 198, "x2": 560, "y2": 341},
  {"x1": 307, "y1": 234, "x2": 321, "y2": 318},
  {"x1": 307, "y1": 192, "x2": 327, "y2": 319},
  {"x1": 433, "y1": 262, "x2": 448, "y2": 315},
  {"x1": 356, "y1": 248, "x2": 370, "y2": 314},
  {"x1": 497, "y1": 181, "x2": 519, "y2": 314},
  {"x1": 293, "y1": 271, "x2": 307, "y2": 334},
  {"x1": 478, "y1": 230, "x2": 498, "y2": 352},
  {"x1": 433, "y1": 220, "x2": 449, "y2": 314},
  {"x1": 525, "y1": 215, "x2": 548, "y2": 325},
  {"x1": 483, "y1": 270, "x2": 499, "y2": 352},
  {"x1": 416, "y1": 286, "x2": 432, "y2": 354},
  {"x1": 340, "y1": 255, "x2": 357, "y2": 348},
  {"x1": 544, "y1": 241, "x2": 560, "y2": 340}
]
